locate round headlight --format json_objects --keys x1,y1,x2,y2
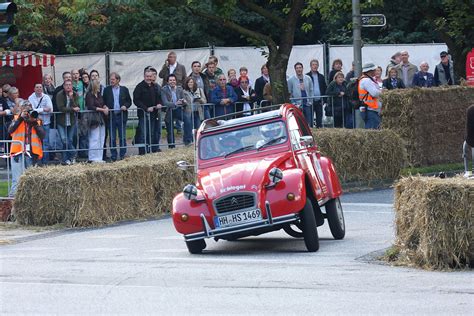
[
  {"x1": 269, "y1": 167, "x2": 283, "y2": 184},
  {"x1": 183, "y1": 184, "x2": 198, "y2": 200}
]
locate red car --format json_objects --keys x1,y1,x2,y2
[{"x1": 172, "y1": 104, "x2": 345, "y2": 254}]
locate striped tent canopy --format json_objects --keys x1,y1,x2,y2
[{"x1": 0, "y1": 51, "x2": 55, "y2": 67}]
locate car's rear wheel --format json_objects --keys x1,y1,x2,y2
[
  {"x1": 301, "y1": 198, "x2": 320, "y2": 252},
  {"x1": 325, "y1": 197, "x2": 345, "y2": 240},
  {"x1": 283, "y1": 221, "x2": 304, "y2": 238},
  {"x1": 186, "y1": 239, "x2": 206, "y2": 254}
]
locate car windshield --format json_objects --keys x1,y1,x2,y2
[{"x1": 199, "y1": 121, "x2": 288, "y2": 160}]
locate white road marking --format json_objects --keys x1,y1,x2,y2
[
  {"x1": 341, "y1": 203, "x2": 393, "y2": 207},
  {"x1": 76, "y1": 248, "x2": 128, "y2": 252},
  {"x1": 344, "y1": 211, "x2": 392, "y2": 214},
  {"x1": 86, "y1": 234, "x2": 138, "y2": 239}
]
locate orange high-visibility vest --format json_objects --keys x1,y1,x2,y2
[
  {"x1": 358, "y1": 76, "x2": 379, "y2": 110},
  {"x1": 10, "y1": 116, "x2": 43, "y2": 159}
]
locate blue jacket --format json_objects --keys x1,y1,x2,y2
[
  {"x1": 211, "y1": 85, "x2": 238, "y2": 117},
  {"x1": 412, "y1": 72, "x2": 435, "y2": 88}
]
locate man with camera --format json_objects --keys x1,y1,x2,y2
[
  {"x1": 28, "y1": 83, "x2": 53, "y2": 164},
  {"x1": 8, "y1": 100, "x2": 46, "y2": 197}
]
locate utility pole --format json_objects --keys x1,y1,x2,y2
[
  {"x1": 352, "y1": 0, "x2": 363, "y2": 128},
  {"x1": 352, "y1": 0, "x2": 362, "y2": 77}
]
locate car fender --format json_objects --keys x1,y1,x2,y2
[
  {"x1": 319, "y1": 156, "x2": 343, "y2": 199},
  {"x1": 264, "y1": 168, "x2": 307, "y2": 218},
  {"x1": 172, "y1": 193, "x2": 211, "y2": 235}
]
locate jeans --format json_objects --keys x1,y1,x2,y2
[
  {"x1": 365, "y1": 110, "x2": 381, "y2": 129},
  {"x1": 313, "y1": 100, "x2": 323, "y2": 128},
  {"x1": 165, "y1": 108, "x2": 183, "y2": 148},
  {"x1": 203, "y1": 104, "x2": 213, "y2": 119},
  {"x1": 57, "y1": 124, "x2": 77, "y2": 162},
  {"x1": 183, "y1": 111, "x2": 201, "y2": 145},
  {"x1": 109, "y1": 113, "x2": 127, "y2": 160},
  {"x1": 9, "y1": 154, "x2": 32, "y2": 197},
  {"x1": 42, "y1": 124, "x2": 50, "y2": 163},
  {"x1": 301, "y1": 105, "x2": 314, "y2": 128},
  {"x1": 137, "y1": 110, "x2": 161, "y2": 155},
  {"x1": 344, "y1": 111, "x2": 354, "y2": 129}
]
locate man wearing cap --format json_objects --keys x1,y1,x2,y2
[
  {"x1": 385, "y1": 51, "x2": 401, "y2": 77},
  {"x1": 395, "y1": 51, "x2": 418, "y2": 88},
  {"x1": 434, "y1": 51, "x2": 455, "y2": 86},
  {"x1": 358, "y1": 62, "x2": 382, "y2": 129}
]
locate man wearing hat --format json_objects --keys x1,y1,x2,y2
[
  {"x1": 434, "y1": 51, "x2": 455, "y2": 86},
  {"x1": 358, "y1": 62, "x2": 382, "y2": 129}
]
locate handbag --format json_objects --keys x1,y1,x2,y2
[{"x1": 80, "y1": 111, "x2": 101, "y2": 135}]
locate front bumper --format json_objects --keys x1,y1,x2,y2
[{"x1": 184, "y1": 201, "x2": 300, "y2": 241}]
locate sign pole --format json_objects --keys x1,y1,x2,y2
[{"x1": 352, "y1": 0, "x2": 364, "y2": 128}]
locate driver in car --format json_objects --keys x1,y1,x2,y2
[
  {"x1": 256, "y1": 122, "x2": 286, "y2": 148},
  {"x1": 201, "y1": 134, "x2": 242, "y2": 159}
]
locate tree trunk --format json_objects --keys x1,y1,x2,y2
[
  {"x1": 267, "y1": 0, "x2": 304, "y2": 104},
  {"x1": 268, "y1": 46, "x2": 291, "y2": 104},
  {"x1": 449, "y1": 45, "x2": 468, "y2": 81}
]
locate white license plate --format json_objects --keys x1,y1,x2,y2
[{"x1": 214, "y1": 209, "x2": 262, "y2": 228}]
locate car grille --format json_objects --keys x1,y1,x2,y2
[{"x1": 214, "y1": 193, "x2": 256, "y2": 214}]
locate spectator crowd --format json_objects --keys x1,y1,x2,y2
[{"x1": 0, "y1": 49, "x2": 457, "y2": 175}]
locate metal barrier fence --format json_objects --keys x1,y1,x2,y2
[
  {"x1": 288, "y1": 95, "x2": 360, "y2": 129},
  {"x1": 0, "y1": 97, "x2": 361, "y2": 165},
  {"x1": 0, "y1": 140, "x2": 25, "y2": 199}
]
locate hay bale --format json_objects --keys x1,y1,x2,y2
[
  {"x1": 312, "y1": 128, "x2": 406, "y2": 183},
  {"x1": 394, "y1": 176, "x2": 474, "y2": 269},
  {"x1": 14, "y1": 148, "x2": 194, "y2": 227},
  {"x1": 381, "y1": 86, "x2": 474, "y2": 166}
]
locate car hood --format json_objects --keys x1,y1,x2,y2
[{"x1": 197, "y1": 153, "x2": 291, "y2": 199}]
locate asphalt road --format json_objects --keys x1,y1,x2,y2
[{"x1": 0, "y1": 189, "x2": 472, "y2": 315}]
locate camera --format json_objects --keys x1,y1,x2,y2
[{"x1": 28, "y1": 110, "x2": 39, "y2": 119}]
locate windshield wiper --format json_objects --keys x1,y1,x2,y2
[
  {"x1": 257, "y1": 136, "x2": 287, "y2": 151},
  {"x1": 224, "y1": 145, "x2": 255, "y2": 158}
]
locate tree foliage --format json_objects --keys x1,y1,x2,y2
[{"x1": 11, "y1": 0, "x2": 472, "y2": 79}]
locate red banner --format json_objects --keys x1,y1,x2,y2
[{"x1": 466, "y1": 48, "x2": 474, "y2": 86}]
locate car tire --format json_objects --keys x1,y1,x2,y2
[
  {"x1": 325, "y1": 197, "x2": 345, "y2": 240},
  {"x1": 301, "y1": 198, "x2": 320, "y2": 252},
  {"x1": 283, "y1": 222, "x2": 304, "y2": 238},
  {"x1": 186, "y1": 239, "x2": 206, "y2": 254}
]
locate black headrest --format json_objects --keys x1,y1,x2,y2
[{"x1": 467, "y1": 105, "x2": 474, "y2": 147}]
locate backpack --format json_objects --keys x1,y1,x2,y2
[{"x1": 347, "y1": 77, "x2": 368, "y2": 110}]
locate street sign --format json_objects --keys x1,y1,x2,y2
[{"x1": 361, "y1": 14, "x2": 386, "y2": 27}]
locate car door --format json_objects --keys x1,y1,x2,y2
[{"x1": 287, "y1": 112, "x2": 326, "y2": 202}]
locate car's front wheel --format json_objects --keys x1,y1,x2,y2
[
  {"x1": 186, "y1": 239, "x2": 206, "y2": 254},
  {"x1": 283, "y1": 221, "x2": 304, "y2": 238},
  {"x1": 325, "y1": 197, "x2": 345, "y2": 240},
  {"x1": 301, "y1": 198, "x2": 320, "y2": 252}
]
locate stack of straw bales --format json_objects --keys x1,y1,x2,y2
[
  {"x1": 14, "y1": 148, "x2": 195, "y2": 227},
  {"x1": 394, "y1": 176, "x2": 474, "y2": 269},
  {"x1": 313, "y1": 128, "x2": 406, "y2": 183},
  {"x1": 381, "y1": 86, "x2": 474, "y2": 166}
]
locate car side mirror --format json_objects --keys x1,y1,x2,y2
[
  {"x1": 177, "y1": 160, "x2": 194, "y2": 171},
  {"x1": 299, "y1": 135, "x2": 314, "y2": 147}
]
